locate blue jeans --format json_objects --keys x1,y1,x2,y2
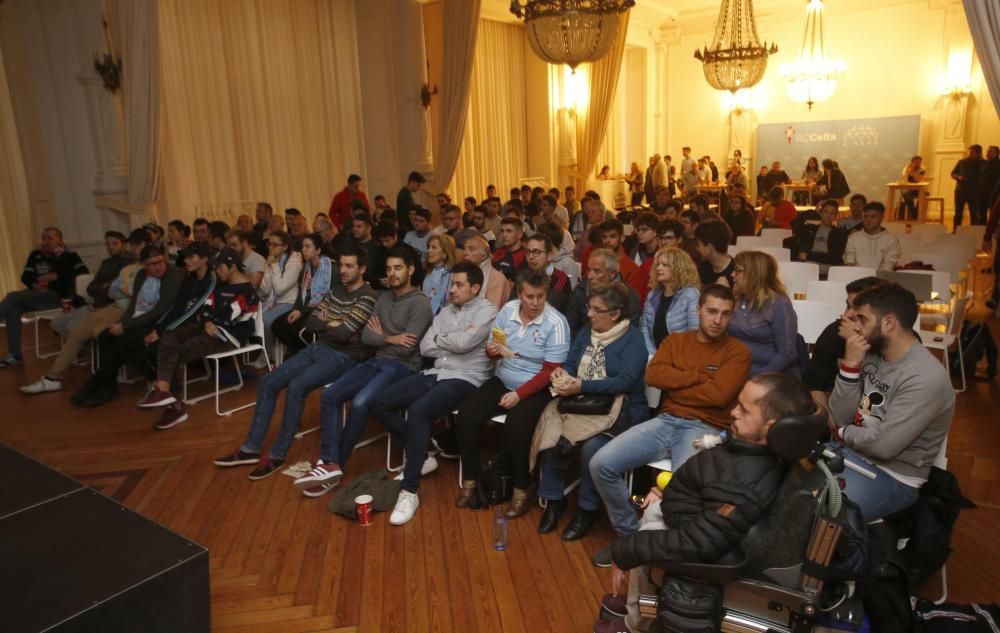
[
  {"x1": 832, "y1": 444, "x2": 920, "y2": 521},
  {"x1": 241, "y1": 342, "x2": 355, "y2": 461},
  {"x1": 539, "y1": 433, "x2": 610, "y2": 512},
  {"x1": 370, "y1": 373, "x2": 475, "y2": 493},
  {"x1": 590, "y1": 413, "x2": 717, "y2": 535},
  {"x1": 319, "y1": 357, "x2": 415, "y2": 466},
  {"x1": 262, "y1": 303, "x2": 293, "y2": 355},
  {"x1": 0, "y1": 289, "x2": 61, "y2": 358}
]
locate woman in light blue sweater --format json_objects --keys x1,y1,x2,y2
[
  {"x1": 640, "y1": 247, "x2": 701, "y2": 355},
  {"x1": 422, "y1": 233, "x2": 456, "y2": 315}
]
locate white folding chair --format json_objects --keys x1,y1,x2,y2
[
  {"x1": 644, "y1": 354, "x2": 661, "y2": 409},
  {"x1": 735, "y1": 236, "x2": 767, "y2": 251},
  {"x1": 883, "y1": 221, "x2": 909, "y2": 233},
  {"x1": 760, "y1": 228, "x2": 793, "y2": 247},
  {"x1": 777, "y1": 261, "x2": 820, "y2": 297},
  {"x1": 954, "y1": 224, "x2": 985, "y2": 243},
  {"x1": 758, "y1": 247, "x2": 791, "y2": 262},
  {"x1": 894, "y1": 269, "x2": 951, "y2": 301},
  {"x1": 827, "y1": 266, "x2": 876, "y2": 285},
  {"x1": 895, "y1": 233, "x2": 929, "y2": 264},
  {"x1": 931, "y1": 436, "x2": 950, "y2": 605},
  {"x1": 919, "y1": 292, "x2": 971, "y2": 393},
  {"x1": 181, "y1": 309, "x2": 272, "y2": 416},
  {"x1": 920, "y1": 252, "x2": 969, "y2": 285},
  {"x1": 792, "y1": 300, "x2": 842, "y2": 345},
  {"x1": 805, "y1": 281, "x2": 847, "y2": 311},
  {"x1": 910, "y1": 223, "x2": 947, "y2": 239},
  {"x1": 75, "y1": 274, "x2": 95, "y2": 304}
]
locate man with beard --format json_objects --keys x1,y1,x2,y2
[{"x1": 828, "y1": 283, "x2": 953, "y2": 521}]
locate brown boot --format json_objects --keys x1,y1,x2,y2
[
  {"x1": 455, "y1": 480, "x2": 480, "y2": 510},
  {"x1": 505, "y1": 486, "x2": 533, "y2": 519}
]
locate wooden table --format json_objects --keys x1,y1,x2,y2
[
  {"x1": 886, "y1": 181, "x2": 931, "y2": 223},
  {"x1": 783, "y1": 182, "x2": 815, "y2": 204}
]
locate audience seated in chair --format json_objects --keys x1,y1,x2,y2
[
  {"x1": 225, "y1": 230, "x2": 267, "y2": 288},
  {"x1": 694, "y1": 221, "x2": 735, "y2": 288},
  {"x1": 462, "y1": 235, "x2": 511, "y2": 310},
  {"x1": 794, "y1": 198, "x2": 849, "y2": 276},
  {"x1": 567, "y1": 249, "x2": 641, "y2": 337},
  {"x1": 422, "y1": 233, "x2": 457, "y2": 316},
  {"x1": 214, "y1": 246, "x2": 377, "y2": 480},
  {"x1": 728, "y1": 251, "x2": 799, "y2": 376},
  {"x1": 640, "y1": 247, "x2": 701, "y2": 356},
  {"x1": 0, "y1": 227, "x2": 89, "y2": 368},
  {"x1": 843, "y1": 202, "x2": 901, "y2": 272},
  {"x1": 509, "y1": 232, "x2": 572, "y2": 316},
  {"x1": 50, "y1": 231, "x2": 130, "y2": 338},
  {"x1": 589, "y1": 284, "x2": 751, "y2": 567},
  {"x1": 270, "y1": 234, "x2": 333, "y2": 356},
  {"x1": 492, "y1": 217, "x2": 528, "y2": 282},
  {"x1": 257, "y1": 232, "x2": 302, "y2": 363}
]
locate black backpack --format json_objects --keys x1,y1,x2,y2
[
  {"x1": 949, "y1": 320, "x2": 998, "y2": 378},
  {"x1": 478, "y1": 452, "x2": 513, "y2": 506}
]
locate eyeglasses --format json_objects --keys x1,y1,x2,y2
[
  {"x1": 658, "y1": 234, "x2": 678, "y2": 241},
  {"x1": 268, "y1": 242, "x2": 284, "y2": 247},
  {"x1": 586, "y1": 305, "x2": 613, "y2": 314},
  {"x1": 525, "y1": 249, "x2": 546, "y2": 257},
  {"x1": 734, "y1": 267, "x2": 746, "y2": 274}
]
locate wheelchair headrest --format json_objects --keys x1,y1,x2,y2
[{"x1": 766, "y1": 408, "x2": 827, "y2": 461}]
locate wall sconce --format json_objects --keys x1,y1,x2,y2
[
  {"x1": 93, "y1": 16, "x2": 121, "y2": 93},
  {"x1": 938, "y1": 50, "x2": 972, "y2": 98}
]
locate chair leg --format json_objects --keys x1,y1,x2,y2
[
  {"x1": 956, "y1": 340, "x2": 966, "y2": 393},
  {"x1": 934, "y1": 563, "x2": 948, "y2": 605}
]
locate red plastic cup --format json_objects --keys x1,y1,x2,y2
[
  {"x1": 61, "y1": 299, "x2": 72, "y2": 313},
  {"x1": 355, "y1": 494, "x2": 373, "y2": 526}
]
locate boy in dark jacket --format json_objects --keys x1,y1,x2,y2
[
  {"x1": 593, "y1": 373, "x2": 816, "y2": 633},
  {"x1": 795, "y1": 199, "x2": 849, "y2": 276}
]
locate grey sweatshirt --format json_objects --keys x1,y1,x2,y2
[
  {"x1": 419, "y1": 295, "x2": 498, "y2": 387},
  {"x1": 829, "y1": 340, "x2": 954, "y2": 484},
  {"x1": 361, "y1": 288, "x2": 434, "y2": 372}
]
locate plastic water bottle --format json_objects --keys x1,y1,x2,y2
[{"x1": 493, "y1": 502, "x2": 508, "y2": 551}]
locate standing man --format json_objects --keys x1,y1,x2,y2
[
  {"x1": 844, "y1": 202, "x2": 901, "y2": 271},
  {"x1": 294, "y1": 248, "x2": 433, "y2": 496},
  {"x1": 330, "y1": 174, "x2": 371, "y2": 230},
  {"x1": 951, "y1": 144, "x2": 984, "y2": 228},
  {"x1": 979, "y1": 146, "x2": 1000, "y2": 226},
  {"x1": 370, "y1": 261, "x2": 498, "y2": 524},
  {"x1": 0, "y1": 227, "x2": 89, "y2": 368},
  {"x1": 397, "y1": 171, "x2": 426, "y2": 234}
]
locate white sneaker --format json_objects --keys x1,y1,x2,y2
[
  {"x1": 20, "y1": 376, "x2": 63, "y2": 395},
  {"x1": 393, "y1": 455, "x2": 439, "y2": 480},
  {"x1": 390, "y1": 490, "x2": 419, "y2": 525},
  {"x1": 252, "y1": 354, "x2": 269, "y2": 370}
]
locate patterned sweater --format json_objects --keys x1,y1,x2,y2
[{"x1": 304, "y1": 283, "x2": 378, "y2": 361}]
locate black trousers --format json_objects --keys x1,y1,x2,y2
[
  {"x1": 94, "y1": 325, "x2": 157, "y2": 391},
  {"x1": 270, "y1": 309, "x2": 311, "y2": 354},
  {"x1": 456, "y1": 376, "x2": 552, "y2": 490},
  {"x1": 954, "y1": 190, "x2": 981, "y2": 228}
]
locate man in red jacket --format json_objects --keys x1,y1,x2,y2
[{"x1": 329, "y1": 174, "x2": 371, "y2": 229}]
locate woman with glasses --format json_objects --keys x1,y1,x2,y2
[
  {"x1": 258, "y1": 232, "x2": 302, "y2": 363},
  {"x1": 729, "y1": 250, "x2": 799, "y2": 376},
  {"x1": 534, "y1": 281, "x2": 648, "y2": 540},
  {"x1": 640, "y1": 247, "x2": 701, "y2": 356},
  {"x1": 422, "y1": 233, "x2": 457, "y2": 315},
  {"x1": 270, "y1": 233, "x2": 332, "y2": 357}
]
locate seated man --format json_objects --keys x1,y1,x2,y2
[
  {"x1": 492, "y1": 216, "x2": 527, "y2": 281},
  {"x1": 795, "y1": 198, "x2": 849, "y2": 276},
  {"x1": 374, "y1": 220, "x2": 425, "y2": 289},
  {"x1": 566, "y1": 249, "x2": 641, "y2": 336},
  {"x1": 69, "y1": 247, "x2": 184, "y2": 407},
  {"x1": 463, "y1": 235, "x2": 511, "y2": 310},
  {"x1": 50, "y1": 230, "x2": 130, "y2": 337},
  {"x1": 589, "y1": 284, "x2": 751, "y2": 567},
  {"x1": 137, "y1": 248, "x2": 259, "y2": 430},
  {"x1": 225, "y1": 230, "x2": 267, "y2": 288},
  {"x1": 599, "y1": 219, "x2": 646, "y2": 303},
  {"x1": 403, "y1": 206, "x2": 433, "y2": 258},
  {"x1": 843, "y1": 202, "x2": 901, "y2": 271},
  {"x1": 369, "y1": 261, "x2": 498, "y2": 525},
  {"x1": 0, "y1": 227, "x2": 89, "y2": 368},
  {"x1": 828, "y1": 283, "x2": 953, "y2": 520},
  {"x1": 597, "y1": 373, "x2": 817, "y2": 633},
  {"x1": 694, "y1": 221, "x2": 735, "y2": 288},
  {"x1": 213, "y1": 246, "x2": 376, "y2": 476},
  {"x1": 293, "y1": 248, "x2": 433, "y2": 496},
  {"x1": 510, "y1": 232, "x2": 572, "y2": 315}
]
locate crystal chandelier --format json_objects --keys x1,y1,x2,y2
[
  {"x1": 694, "y1": 0, "x2": 777, "y2": 92},
  {"x1": 780, "y1": 0, "x2": 846, "y2": 110},
  {"x1": 510, "y1": 0, "x2": 635, "y2": 72}
]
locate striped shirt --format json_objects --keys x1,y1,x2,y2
[{"x1": 489, "y1": 300, "x2": 570, "y2": 391}]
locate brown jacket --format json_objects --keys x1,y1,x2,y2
[{"x1": 646, "y1": 330, "x2": 751, "y2": 429}]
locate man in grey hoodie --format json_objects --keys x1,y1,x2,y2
[
  {"x1": 294, "y1": 247, "x2": 433, "y2": 496},
  {"x1": 843, "y1": 202, "x2": 902, "y2": 271},
  {"x1": 828, "y1": 282, "x2": 953, "y2": 520}
]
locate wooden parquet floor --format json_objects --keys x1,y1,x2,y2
[{"x1": 2, "y1": 308, "x2": 1000, "y2": 631}]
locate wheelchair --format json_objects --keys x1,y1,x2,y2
[{"x1": 637, "y1": 412, "x2": 875, "y2": 633}]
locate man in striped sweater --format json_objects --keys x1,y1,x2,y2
[{"x1": 214, "y1": 245, "x2": 377, "y2": 480}]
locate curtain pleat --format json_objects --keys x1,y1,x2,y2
[
  {"x1": 0, "y1": 41, "x2": 33, "y2": 295},
  {"x1": 964, "y1": 0, "x2": 1000, "y2": 117}
]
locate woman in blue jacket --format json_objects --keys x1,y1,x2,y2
[
  {"x1": 640, "y1": 247, "x2": 701, "y2": 355},
  {"x1": 537, "y1": 282, "x2": 649, "y2": 541}
]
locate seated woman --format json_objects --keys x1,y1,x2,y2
[
  {"x1": 534, "y1": 282, "x2": 648, "y2": 541},
  {"x1": 640, "y1": 247, "x2": 701, "y2": 356},
  {"x1": 422, "y1": 233, "x2": 456, "y2": 315},
  {"x1": 270, "y1": 233, "x2": 332, "y2": 356},
  {"x1": 729, "y1": 251, "x2": 798, "y2": 376},
  {"x1": 258, "y1": 232, "x2": 302, "y2": 361}
]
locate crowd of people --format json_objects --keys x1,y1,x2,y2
[{"x1": 0, "y1": 163, "x2": 973, "y2": 633}]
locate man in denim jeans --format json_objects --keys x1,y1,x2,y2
[
  {"x1": 213, "y1": 246, "x2": 377, "y2": 479},
  {"x1": 589, "y1": 284, "x2": 751, "y2": 568}
]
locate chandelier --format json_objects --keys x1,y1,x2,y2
[
  {"x1": 780, "y1": 0, "x2": 846, "y2": 110},
  {"x1": 694, "y1": 0, "x2": 777, "y2": 92},
  {"x1": 510, "y1": 0, "x2": 635, "y2": 72}
]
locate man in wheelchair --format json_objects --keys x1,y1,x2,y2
[{"x1": 595, "y1": 373, "x2": 818, "y2": 633}]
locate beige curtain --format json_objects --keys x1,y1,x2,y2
[
  {"x1": 451, "y1": 20, "x2": 529, "y2": 202},
  {"x1": 964, "y1": 0, "x2": 1000, "y2": 117},
  {"x1": 433, "y1": 0, "x2": 481, "y2": 192},
  {"x1": 158, "y1": 0, "x2": 365, "y2": 223},
  {"x1": 95, "y1": 0, "x2": 162, "y2": 222},
  {"x1": 572, "y1": 12, "x2": 630, "y2": 192},
  {"x1": 0, "y1": 41, "x2": 33, "y2": 296}
]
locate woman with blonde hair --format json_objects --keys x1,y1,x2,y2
[
  {"x1": 422, "y1": 233, "x2": 457, "y2": 315},
  {"x1": 729, "y1": 250, "x2": 799, "y2": 376},
  {"x1": 639, "y1": 247, "x2": 701, "y2": 355}
]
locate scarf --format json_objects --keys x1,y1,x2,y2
[
  {"x1": 577, "y1": 318, "x2": 631, "y2": 380},
  {"x1": 300, "y1": 260, "x2": 314, "y2": 305}
]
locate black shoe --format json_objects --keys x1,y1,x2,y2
[
  {"x1": 538, "y1": 498, "x2": 566, "y2": 534},
  {"x1": 83, "y1": 388, "x2": 119, "y2": 408},
  {"x1": 591, "y1": 544, "x2": 613, "y2": 568},
  {"x1": 70, "y1": 377, "x2": 100, "y2": 406},
  {"x1": 562, "y1": 508, "x2": 599, "y2": 542}
]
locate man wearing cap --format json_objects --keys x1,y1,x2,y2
[
  {"x1": 137, "y1": 247, "x2": 260, "y2": 430},
  {"x1": 330, "y1": 174, "x2": 371, "y2": 230}
]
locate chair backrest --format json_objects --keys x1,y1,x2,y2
[
  {"x1": 792, "y1": 299, "x2": 841, "y2": 344},
  {"x1": 910, "y1": 223, "x2": 947, "y2": 238},
  {"x1": 896, "y1": 233, "x2": 930, "y2": 263},
  {"x1": 948, "y1": 292, "x2": 972, "y2": 338},
  {"x1": 75, "y1": 274, "x2": 95, "y2": 303},
  {"x1": 827, "y1": 266, "x2": 876, "y2": 285},
  {"x1": 760, "y1": 228, "x2": 793, "y2": 247},
  {"x1": 777, "y1": 262, "x2": 820, "y2": 297},
  {"x1": 954, "y1": 224, "x2": 985, "y2": 243},
  {"x1": 894, "y1": 269, "x2": 951, "y2": 301},
  {"x1": 252, "y1": 307, "x2": 266, "y2": 342},
  {"x1": 805, "y1": 281, "x2": 847, "y2": 311},
  {"x1": 884, "y1": 221, "x2": 909, "y2": 233},
  {"x1": 758, "y1": 247, "x2": 791, "y2": 262},
  {"x1": 920, "y1": 252, "x2": 969, "y2": 284},
  {"x1": 735, "y1": 236, "x2": 767, "y2": 251}
]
